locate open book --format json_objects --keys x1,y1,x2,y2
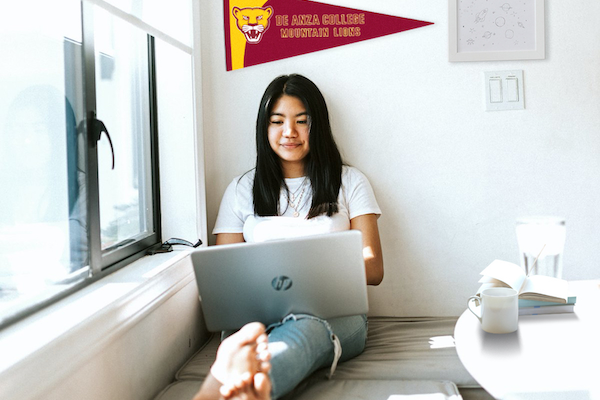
[{"x1": 477, "y1": 260, "x2": 569, "y2": 304}]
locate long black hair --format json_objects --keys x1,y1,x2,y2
[{"x1": 253, "y1": 74, "x2": 343, "y2": 219}]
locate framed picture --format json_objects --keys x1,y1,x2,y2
[{"x1": 448, "y1": 0, "x2": 545, "y2": 62}]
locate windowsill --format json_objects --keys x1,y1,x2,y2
[{"x1": 0, "y1": 249, "x2": 195, "y2": 398}]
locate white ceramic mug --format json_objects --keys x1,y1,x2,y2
[{"x1": 467, "y1": 288, "x2": 518, "y2": 334}]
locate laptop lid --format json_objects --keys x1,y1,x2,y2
[{"x1": 191, "y1": 230, "x2": 369, "y2": 332}]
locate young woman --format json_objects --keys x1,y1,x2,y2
[{"x1": 212, "y1": 74, "x2": 383, "y2": 399}]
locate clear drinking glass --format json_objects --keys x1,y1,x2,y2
[{"x1": 515, "y1": 216, "x2": 566, "y2": 278}]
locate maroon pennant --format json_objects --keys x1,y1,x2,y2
[{"x1": 225, "y1": 0, "x2": 433, "y2": 71}]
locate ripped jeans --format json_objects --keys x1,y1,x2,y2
[{"x1": 266, "y1": 314, "x2": 367, "y2": 399}]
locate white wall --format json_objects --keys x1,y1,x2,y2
[{"x1": 199, "y1": 1, "x2": 600, "y2": 316}]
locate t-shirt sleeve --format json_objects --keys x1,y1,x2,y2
[
  {"x1": 212, "y1": 179, "x2": 246, "y2": 234},
  {"x1": 344, "y1": 167, "x2": 382, "y2": 219}
]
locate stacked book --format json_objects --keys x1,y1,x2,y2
[
  {"x1": 518, "y1": 297, "x2": 577, "y2": 316},
  {"x1": 476, "y1": 260, "x2": 577, "y2": 316}
]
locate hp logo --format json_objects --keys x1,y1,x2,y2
[{"x1": 271, "y1": 275, "x2": 293, "y2": 291}]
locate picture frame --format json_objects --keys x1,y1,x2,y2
[{"x1": 448, "y1": 0, "x2": 545, "y2": 62}]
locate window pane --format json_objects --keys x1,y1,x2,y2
[
  {"x1": 94, "y1": 7, "x2": 154, "y2": 252},
  {"x1": 101, "y1": 0, "x2": 193, "y2": 47},
  {"x1": 142, "y1": 0, "x2": 193, "y2": 47},
  {"x1": 0, "y1": 0, "x2": 88, "y2": 323},
  {"x1": 155, "y1": 40, "x2": 197, "y2": 240}
]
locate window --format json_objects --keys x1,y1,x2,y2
[
  {"x1": 0, "y1": 0, "x2": 162, "y2": 327},
  {"x1": 91, "y1": 5, "x2": 160, "y2": 266}
]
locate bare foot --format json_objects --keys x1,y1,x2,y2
[
  {"x1": 221, "y1": 372, "x2": 271, "y2": 400},
  {"x1": 192, "y1": 322, "x2": 271, "y2": 400},
  {"x1": 211, "y1": 322, "x2": 271, "y2": 386}
]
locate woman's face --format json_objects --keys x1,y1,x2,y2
[{"x1": 268, "y1": 95, "x2": 310, "y2": 177}]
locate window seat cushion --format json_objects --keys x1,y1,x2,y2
[
  {"x1": 154, "y1": 379, "x2": 462, "y2": 400},
  {"x1": 289, "y1": 379, "x2": 461, "y2": 400},
  {"x1": 154, "y1": 317, "x2": 491, "y2": 400},
  {"x1": 331, "y1": 317, "x2": 476, "y2": 387},
  {"x1": 174, "y1": 317, "x2": 478, "y2": 387}
]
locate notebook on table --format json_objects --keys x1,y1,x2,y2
[{"x1": 191, "y1": 230, "x2": 369, "y2": 332}]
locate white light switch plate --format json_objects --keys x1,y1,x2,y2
[{"x1": 484, "y1": 70, "x2": 524, "y2": 111}]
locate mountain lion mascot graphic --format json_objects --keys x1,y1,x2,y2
[{"x1": 232, "y1": 6, "x2": 274, "y2": 44}]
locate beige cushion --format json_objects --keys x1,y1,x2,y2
[
  {"x1": 154, "y1": 379, "x2": 461, "y2": 400},
  {"x1": 291, "y1": 379, "x2": 461, "y2": 400},
  {"x1": 331, "y1": 317, "x2": 477, "y2": 387},
  {"x1": 155, "y1": 379, "x2": 462, "y2": 400},
  {"x1": 153, "y1": 381, "x2": 201, "y2": 400},
  {"x1": 175, "y1": 332, "x2": 219, "y2": 381},
  {"x1": 176, "y1": 317, "x2": 477, "y2": 388}
]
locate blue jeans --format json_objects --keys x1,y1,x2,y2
[{"x1": 266, "y1": 314, "x2": 368, "y2": 399}]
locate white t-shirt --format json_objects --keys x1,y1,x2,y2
[{"x1": 213, "y1": 166, "x2": 381, "y2": 243}]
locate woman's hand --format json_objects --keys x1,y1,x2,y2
[{"x1": 350, "y1": 214, "x2": 384, "y2": 286}]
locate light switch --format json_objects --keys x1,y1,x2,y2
[
  {"x1": 484, "y1": 70, "x2": 524, "y2": 111},
  {"x1": 489, "y1": 78, "x2": 503, "y2": 103},
  {"x1": 506, "y1": 76, "x2": 519, "y2": 102}
]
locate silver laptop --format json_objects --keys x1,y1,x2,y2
[{"x1": 191, "y1": 230, "x2": 369, "y2": 332}]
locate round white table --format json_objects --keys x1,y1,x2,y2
[{"x1": 454, "y1": 280, "x2": 600, "y2": 400}]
